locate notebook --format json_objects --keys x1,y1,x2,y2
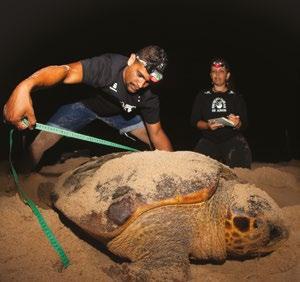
[{"x1": 208, "y1": 117, "x2": 235, "y2": 127}]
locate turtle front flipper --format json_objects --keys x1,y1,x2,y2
[
  {"x1": 103, "y1": 248, "x2": 190, "y2": 282},
  {"x1": 107, "y1": 205, "x2": 193, "y2": 281}
]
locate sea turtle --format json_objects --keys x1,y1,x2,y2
[{"x1": 45, "y1": 150, "x2": 288, "y2": 281}]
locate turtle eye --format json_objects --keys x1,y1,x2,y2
[{"x1": 233, "y1": 216, "x2": 250, "y2": 232}]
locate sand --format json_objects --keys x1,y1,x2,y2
[{"x1": 0, "y1": 156, "x2": 299, "y2": 282}]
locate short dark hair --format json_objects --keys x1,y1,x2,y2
[
  {"x1": 136, "y1": 45, "x2": 168, "y2": 74},
  {"x1": 210, "y1": 58, "x2": 230, "y2": 71}
]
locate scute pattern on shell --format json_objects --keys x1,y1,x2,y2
[
  {"x1": 62, "y1": 152, "x2": 130, "y2": 194},
  {"x1": 53, "y1": 151, "x2": 224, "y2": 235}
]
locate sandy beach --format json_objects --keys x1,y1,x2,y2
[{"x1": 0, "y1": 156, "x2": 299, "y2": 281}]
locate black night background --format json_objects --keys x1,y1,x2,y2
[{"x1": 1, "y1": 0, "x2": 299, "y2": 164}]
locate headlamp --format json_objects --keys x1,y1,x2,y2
[
  {"x1": 212, "y1": 61, "x2": 225, "y2": 69},
  {"x1": 149, "y1": 70, "x2": 163, "y2": 82},
  {"x1": 136, "y1": 56, "x2": 163, "y2": 83}
]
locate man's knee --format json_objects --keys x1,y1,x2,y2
[
  {"x1": 226, "y1": 147, "x2": 252, "y2": 168},
  {"x1": 194, "y1": 139, "x2": 219, "y2": 160},
  {"x1": 130, "y1": 127, "x2": 150, "y2": 145}
]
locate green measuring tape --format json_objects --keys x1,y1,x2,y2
[
  {"x1": 9, "y1": 120, "x2": 139, "y2": 268},
  {"x1": 24, "y1": 119, "x2": 139, "y2": 152},
  {"x1": 9, "y1": 129, "x2": 70, "y2": 268}
]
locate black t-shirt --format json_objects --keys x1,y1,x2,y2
[
  {"x1": 80, "y1": 54, "x2": 160, "y2": 124},
  {"x1": 190, "y1": 89, "x2": 248, "y2": 143}
]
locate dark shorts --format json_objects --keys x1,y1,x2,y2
[
  {"x1": 47, "y1": 101, "x2": 145, "y2": 134},
  {"x1": 194, "y1": 134, "x2": 252, "y2": 168}
]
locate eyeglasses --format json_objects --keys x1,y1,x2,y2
[{"x1": 136, "y1": 56, "x2": 163, "y2": 83}]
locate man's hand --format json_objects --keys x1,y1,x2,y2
[
  {"x1": 3, "y1": 84, "x2": 36, "y2": 130},
  {"x1": 146, "y1": 122, "x2": 173, "y2": 151},
  {"x1": 3, "y1": 63, "x2": 81, "y2": 130}
]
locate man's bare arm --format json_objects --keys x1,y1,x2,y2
[
  {"x1": 146, "y1": 122, "x2": 173, "y2": 151},
  {"x1": 3, "y1": 62, "x2": 83, "y2": 129}
]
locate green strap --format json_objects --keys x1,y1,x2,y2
[
  {"x1": 9, "y1": 129, "x2": 70, "y2": 268},
  {"x1": 8, "y1": 120, "x2": 138, "y2": 268},
  {"x1": 33, "y1": 122, "x2": 139, "y2": 152}
]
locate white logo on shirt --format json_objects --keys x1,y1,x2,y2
[
  {"x1": 121, "y1": 102, "x2": 136, "y2": 113},
  {"x1": 109, "y1": 82, "x2": 118, "y2": 93},
  {"x1": 212, "y1": 97, "x2": 227, "y2": 112}
]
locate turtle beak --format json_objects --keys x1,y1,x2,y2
[
  {"x1": 263, "y1": 222, "x2": 289, "y2": 252},
  {"x1": 268, "y1": 223, "x2": 289, "y2": 244}
]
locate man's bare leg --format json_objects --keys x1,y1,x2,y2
[{"x1": 29, "y1": 131, "x2": 63, "y2": 166}]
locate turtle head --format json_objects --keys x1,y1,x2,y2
[{"x1": 224, "y1": 184, "x2": 289, "y2": 259}]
